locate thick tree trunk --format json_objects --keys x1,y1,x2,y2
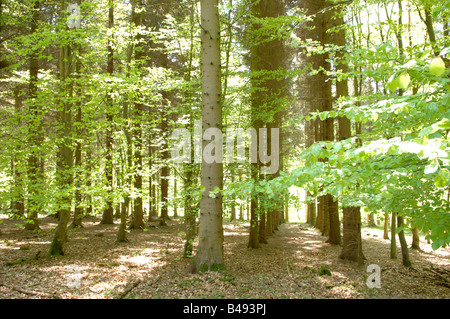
[
  {"x1": 327, "y1": 195, "x2": 341, "y2": 245},
  {"x1": 411, "y1": 225, "x2": 421, "y2": 250},
  {"x1": 368, "y1": 213, "x2": 377, "y2": 227},
  {"x1": 339, "y1": 206, "x2": 365, "y2": 264},
  {"x1": 192, "y1": 0, "x2": 225, "y2": 273}
]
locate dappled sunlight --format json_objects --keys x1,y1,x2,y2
[{"x1": 1, "y1": 216, "x2": 449, "y2": 299}]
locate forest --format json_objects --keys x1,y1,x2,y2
[{"x1": 0, "y1": 0, "x2": 449, "y2": 301}]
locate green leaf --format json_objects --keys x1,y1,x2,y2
[
  {"x1": 434, "y1": 174, "x2": 446, "y2": 188},
  {"x1": 387, "y1": 76, "x2": 398, "y2": 93},
  {"x1": 372, "y1": 112, "x2": 379, "y2": 122},
  {"x1": 397, "y1": 71, "x2": 410, "y2": 89},
  {"x1": 429, "y1": 57, "x2": 446, "y2": 76}
]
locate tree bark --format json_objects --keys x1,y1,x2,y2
[
  {"x1": 129, "y1": 0, "x2": 145, "y2": 230},
  {"x1": 411, "y1": 225, "x2": 421, "y2": 250},
  {"x1": 50, "y1": 1, "x2": 75, "y2": 255},
  {"x1": 390, "y1": 211, "x2": 397, "y2": 259},
  {"x1": 383, "y1": 212, "x2": 390, "y2": 240},
  {"x1": 12, "y1": 86, "x2": 25, "y2": 218},
  {"x1": 192, "y1": 0, "x2": 225, "y2": 273},
  {"x1": 397, "y1": 215, "x2": 411, "y2": 267},
  {"x1": 25, "y1": 0, "x2": 42, "y2": 231},
  {"x1": 159, "y1": 105, "x2": 170, "y2": 226},
  {"x1": 101, "y1": 0, "x2": 115, "y2": 225},
  {"x1": 71, "y1": 23, "x2": 84, "y2": 229},
  {"x1": 339, "y1": 206, "x2": 365, "y2": 264}
]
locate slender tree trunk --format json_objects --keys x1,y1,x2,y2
[
  {"x1": 284, "y1": 193, "x2": 289, "y2": 222},
  {"x1": 25, "y1": 0, "x2": 42, "y2": 231},
  {"x1": 160, "y1": 104, "x2": 170, "y2": 226},
  {"x1": 183, "y1": 160, "x2": 197, "y2": 257},
  {"x1": 71, "y1": 28, "x2": 84, "y2": 229},
  {"x1": 50, "y1": 1, "x2": 75, "y2": 255},
  {"x1": 423, "y1": 9, "x2": 439, "y2": 56},
  {"x1": 183, "y1": 8, "x2": 197, "y2": 252},
  {"x1": 129, "y1": 0, "x2": 145, "y2": 230},
  {"x1": 101, "y1": 0, "x2": 115, "y2": 225},
  {"x1": 148, "y1": 143, "x2": 154, "y2": 221},
  {"x1": 397, "y1": 215, "x2": 411, "y2": 267},
  {"x1": 259, "y1": 209, "x2": 267, "y2": 244},
  {"x1": 390, "y1": 211, "x2": 397, "y2": 259},
  {"x1": 12, "y1": 86, "x2": 25, "y2": 218},
  {"x1": 383, "y1": 212, "x2": 390, "y2": 240},
  {"x1": 247, "y1": 10, "x2": 261, "y2": 248},
  {"x1": 86, "y1": 146, "x2": 93, "y2": 216},
  {"x1": 173, "y1": 177, "x2": 178, "y2": 218},
  {"x1": 239, "y1": 202, "x2": 244, "y2": 220},
  {"x1": 192, "y1": 0, "x2": 225, "y2": 273}
]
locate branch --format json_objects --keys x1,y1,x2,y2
[{"x1": 0, "y1": 283, "x2": 62, "y2": 299}]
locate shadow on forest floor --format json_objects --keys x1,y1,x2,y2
[{"x1": 0, "y1": 215, "x2": 449, "y2": 299}]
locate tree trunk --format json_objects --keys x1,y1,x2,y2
[
  {"x1": 390, "y1": 211, "x2": 397, "y2": 259},
  {"x1": 50, "y1": 1, "x2": 75, "y2": 255},
  {"x1": 173, "y1": 177, "x2": 178, "y2": 218},
  {"x1": 327, "y1": 195, "x2": 341, "y2": 245},
  {"x1": 86, "y1": 146, "x2": 93, "y2": 216},
  {"x1": 101, "y1": 0, "x2": 115, "y2": 225},
  {"x1": 248, "y1": 185, "x2": 260, "y2": 249},
  {"x1": 25, "y1": 0, "x2": 42, "y2": 231},
  {"x1": 411, "y1": 225, "x2": 421, "y2": 250},
  {"x1": 339, "y1": 206, "x2": 365, "y2": 264},
  {"x1": 397, "y1": 215, "x2": 412, "y2": 267},
  {"x1": 12, "y1": 86, "x2": 25, "y2": 218},
  {"x1": 129, "y1": 0, "x2": 145, "y2": 230},
  {"x1": 259, "y1": 209, "x2": 267, "y2": 244},
  {"x1": 71, "y1": 31, "x2": 84, "y2": 229},
  {"x1": 159, "y1": 114, "x2": 170, "y2": 226},
  {"x1": 192, "y1": 0, "x2": 225, "y2": 273},
  {"x1": 383, "y1": 212, "x2": 390, "y2": 240},
  {"x1": 368, "y1": 212, "x2": 377, "y2": 227}
]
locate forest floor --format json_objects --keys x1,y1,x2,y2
[{"x1": 0, "y1": 215, "x2": 449, "y2": 299}]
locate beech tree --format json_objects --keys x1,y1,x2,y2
[{"x1": 0, "y1": 0, "x2": 449, "y2": 283}]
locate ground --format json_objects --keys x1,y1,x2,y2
[{"x1": 0, "y1": 215, "x2": 449, "y2": 299}]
